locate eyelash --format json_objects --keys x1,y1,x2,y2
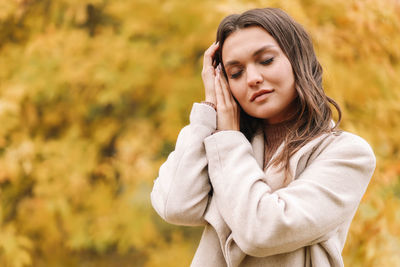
[
  {"x1": 229, "y1": 57, "x2": 274, "y2": 79},
  {"x1": 261, "y1": 57, "x2": 274, "y2": 65},
  {"x1": 230, "y1": 72, "x2": 242, "y2": 79}
]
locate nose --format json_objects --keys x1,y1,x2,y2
[{"x1": 247, "y1": 64, "x2": 263, "y2": 87}]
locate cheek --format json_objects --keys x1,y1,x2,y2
[
  {"x1": 229, "y1": 82, "x2": 246, "y2": 103},
  {"x1": 271, "y1": 61, "x2": 294, "y2": 84}
]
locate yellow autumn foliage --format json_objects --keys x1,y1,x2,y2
[{"x1": 0, "y1": 0, "x2": 399, "y2": 266}]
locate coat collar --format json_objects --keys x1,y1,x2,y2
[{"x1": 251, "y1": 128, "x2": 334, "y2": 190}]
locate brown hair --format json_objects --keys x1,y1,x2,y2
[{"x1": 214, "y1": 8, "x2": 342, "y2": 180}]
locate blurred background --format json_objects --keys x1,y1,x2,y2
[{"x1": 0, "y1": 0, "x2": 399, "y2": 266}]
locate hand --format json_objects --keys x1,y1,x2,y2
[
  {"x1": 201, "y1": 42, "x2": 219, "y2": 105},
  {"x1": 215, "y1": 64, "x2": 240, "y2": 131}
]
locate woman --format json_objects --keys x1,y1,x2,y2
[{"x1": 151, "y1": 7, "x2": 375, "y2": 267}]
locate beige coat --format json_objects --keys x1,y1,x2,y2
[{"x1": 151, "y1": 103, "x2": 376, "y2": 267}]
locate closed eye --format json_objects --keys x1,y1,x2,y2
[
  {"x1": 261, "y1": 57, "x2": 274, "y2": 65},
  {"x1": 230, "y1": 70, "x2": 243, "y2": 79},
  {"x1": 229, "y1": 57, "x2": 273, "y2": 79}
]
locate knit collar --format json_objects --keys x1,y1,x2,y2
[{"x1": 263, "y1": 118, "x2": 296, "y2": 145}]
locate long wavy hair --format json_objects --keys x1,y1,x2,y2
[{"x1": 214, "y1": 8, "x2": 342, "y2": 178}]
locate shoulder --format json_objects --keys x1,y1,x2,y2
[
  {"x1": 322, "y1": 131, "x2": 374, "y2": 157},
  {"x1": 310, "y1": 130, "x2": 376, "y2": 173},
  {"x1": 296, "y1": 129, "x2": 373, "y2": 156}
]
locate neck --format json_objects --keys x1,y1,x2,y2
[{"x1": 263, "y1": 118, "x2": 296, "y2": 169}]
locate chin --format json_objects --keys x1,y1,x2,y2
[{"x1": 245, "y1": 107, "x2": 276, "y2": 120}]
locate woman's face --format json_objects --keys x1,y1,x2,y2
[{"x1": 222, "y1": 26, "x2": 297, "y2": 124}]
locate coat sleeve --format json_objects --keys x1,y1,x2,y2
[
  {"x1": 203, "y1": 130, "x2": 376, "y2": 257},
  {"x1": 150, "y1": 103, "x2": 216, "y2": 226}
]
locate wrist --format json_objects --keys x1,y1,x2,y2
[
  {"x1": 201, "y1": 101, "x2": 217, "y2": 111},
  {"x1": 205, "y1": 96, "x2": 216, "y2": 105}
]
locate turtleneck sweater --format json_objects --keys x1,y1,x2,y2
[{"x1": 263, "y1": 119, "x2": 295, "y2": 169}]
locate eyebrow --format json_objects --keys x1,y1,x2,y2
[{"x1": 224, "y1": 45, "x2": 276, "y2": 68}]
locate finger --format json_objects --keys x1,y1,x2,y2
[
  {"x1": 215, "y1": 69, "x2": 226, "y2": 107},
  {"x1": 218, "y1": 68, "x2": 232, "y2": 104},
  {"x1": 217, "y1": 65, "x2": 234, "y2": 106},
  {"x1": 202, "y1": 43, "x2": 219, "y2": 88},
  {"x1": 220, "y1": 70, "x2": 231, "y2": 98},
  {"x1": 203, "y1": 42, "x2": 219, "y2": 70}
]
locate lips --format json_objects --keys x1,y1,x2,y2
[{"x1": 250, "y1": 89, "x2": 274, "y2": 102}]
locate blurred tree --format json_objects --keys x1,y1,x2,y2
[{"x1": 0, "y1": 0, "x2": 399, "y2": 266}]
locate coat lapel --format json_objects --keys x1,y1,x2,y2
[
  {"x1": 251, "y1": 128, "x2": 265, "y2": 169},
  {"x1": 251, "y1": 129, "x2": 332, "y2": 191}
]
